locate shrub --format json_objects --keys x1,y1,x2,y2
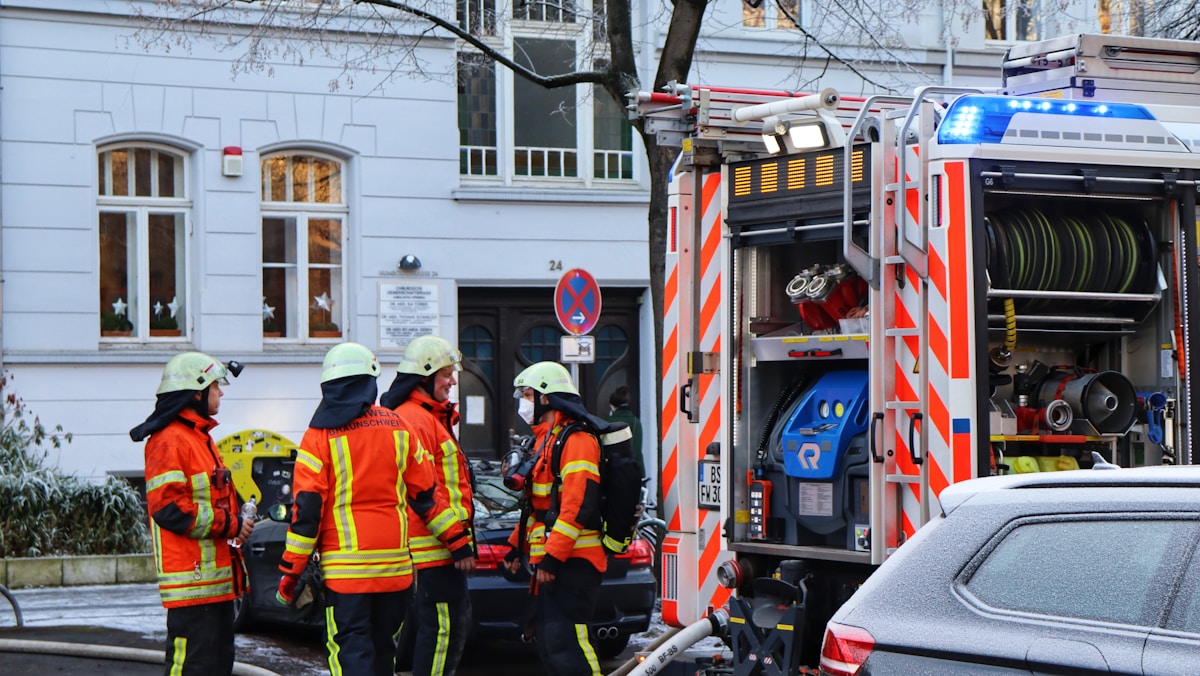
[{"x1": 0, "y1": 371, "x2": 150, "y2": 558}]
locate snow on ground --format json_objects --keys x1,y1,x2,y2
[{"x1": 627, "y1": 599, "x2": 732, "y2": 659}]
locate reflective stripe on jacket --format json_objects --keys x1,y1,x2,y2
[
  {"x1": 144, "y1": 408, "x2": 243, "y2": 608},
  {"x1": 280, "y1": 406, "x2": 470, "y2": 593},
  {"x1": 507, "y1": 411, "x2": 606, "y2": 574},
  {"x1": 395, "y1": 388, "x2": 476, "y2": 569}
]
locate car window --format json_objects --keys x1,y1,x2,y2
[
  {"x1": 1164, "y1": 542, "x2": 1200, "y2": 633},
  {"x1": 964, "y1": 518, "x2": 1193, "y2": 626}
]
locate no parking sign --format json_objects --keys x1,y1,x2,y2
[{"x1": 554, "y1": 268, "x2": 602, "y2": 336}]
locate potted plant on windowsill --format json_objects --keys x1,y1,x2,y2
[
  {"x1": 150, "y1": 315, "x2": 181, "y2": 337},
  {"x1": 100, "y1": 311, "x2": 133, "y2": 337},
  {"x1": 310, "y1": 322, "x2": 341, "y2": 339},
  {"x1": 263, "y1": 319, "x2": 282, "y2": 338}
]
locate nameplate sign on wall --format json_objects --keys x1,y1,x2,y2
[{"x1": 380, "y1": 283, "x2": 439, "y2": 349}]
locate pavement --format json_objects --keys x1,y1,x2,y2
[{"x1": 0, "y1": 583, "x2": 326, "y2": 675}]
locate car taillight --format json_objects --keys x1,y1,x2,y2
[
  {"x1": 475, "y1": 543, "x2": 511, "y2": 571},
  {"x1": 819, "y1": 622, "x2": 874, "y2": 676},
  {"x1": 613, "y1": 538, "x2": 654, "y2": 567}
]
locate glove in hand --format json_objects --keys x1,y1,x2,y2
[{"x1": 276, "y1": 573, "x2": 299, "y2": 606}]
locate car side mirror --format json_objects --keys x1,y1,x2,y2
[{"x1": 268, "y1": 502, "x2": 292, "y2": 522}]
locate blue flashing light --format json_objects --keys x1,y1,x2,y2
[{"x1": 937, "y1": 95, "x2": 1155, "y2": 145}]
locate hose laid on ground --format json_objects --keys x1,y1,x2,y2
[
  {"x1": 622, "y1": 609, "x2": 729, "y2": 676},
  {"x1": 0, "y1": 638, "x2": 281, "y2": 676},
  {"x1": 0, "y1": 584, "x2": 24, "y2": 627},
  {"x1": 605, "y1": 626, "x2": 682, "y2": 676}
]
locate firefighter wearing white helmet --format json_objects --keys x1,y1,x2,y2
[
  {"x1": 396, "y1": 334, "x2": 462, "y2": 376},
  {"x1": 505, "y1": 361, "x2": 605, "y2": 676},
  {"x1": 279, "y1": 342, "x2": 473, "y2": 676},
  {"x1": 385, "y1": 334, "x2": 478, "y2": 676},
  {"x1": 319, "y1": 341, "x2": 381, "y2": 383},
  {"x1": 130, "y1": 351, "x2": 250, "y2": 676}
]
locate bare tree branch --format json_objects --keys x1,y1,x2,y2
[{"x1": 355, "y1": 0, "x2": 609, "y2": 88}]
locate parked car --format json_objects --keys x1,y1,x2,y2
[
  {"x1": 233, "y1": 456, "x2": 656, "y2": 659},
  {"x1": 819, "y1": 462, "x2": 1200, "y2": 675}
]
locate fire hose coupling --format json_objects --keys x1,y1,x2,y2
[
  {"x1": 786, "y1": 264, "x2": 856, "y2": 304},
  {"x1": 707, "y1": 607, "x2": 731, "y2": 637},
  {"x1": 785, "y1": 265, "x2": 820, "y2": 303}
]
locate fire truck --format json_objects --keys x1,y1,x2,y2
[{"x1": 632, "y1": 33, "x2": 1200, "y2": 672}]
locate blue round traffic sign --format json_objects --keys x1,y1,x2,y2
[{"x1": 555, "y1": 269, "x2": 602, "y2": 335}]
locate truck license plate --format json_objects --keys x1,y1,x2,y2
[{"x1": 698, "y1": 460, "x2": 721, "y2": 510}]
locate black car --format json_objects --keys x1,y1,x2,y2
[
  {"x1": 234, "y1": 458, "x2": 656, "y2": 659},
  {"x1": 819, "y1": 463, "x2": 1200, "y2": 675}
]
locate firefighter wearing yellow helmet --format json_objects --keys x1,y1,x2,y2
[
  {"x1": 505, "y1": 361, "x2": 605, "y2": 676},
  {"x1": 130, "y1": 352, "x2": 250, "y2": 676},
  {"x1": 384, "y1": 335, "x2": 478, "y2": 676},
  {"x1": 278, "y1": 342, "x2": 472, "y2": 676}
]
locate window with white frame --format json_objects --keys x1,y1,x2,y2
[
  {"x1": 458, "y1": 0, "x2": 497, "y2": 36},
  {"x1": 1098, "y1": 0, "x2": 1147, "y2": 36},
  {"x1": 459, "y1": 52, "x2": 498, "y2": 176},
  {"x1": 260, "y1": 152, "x2": 347, "y2": 341},
  {"x1": 97, "y1": 145, "x2": 189, "y2": 341},
  {"x1": 741, "y1": 0, "x2": 799, "y2": 29},
  {"x1": 984, "y1": 0, "x2": 1043, "y2": 41},
  {"x1": 593, "y1": 62, "x2": 634, "y2": 180},
  {"x1": 456, "y1": 0, "x2": 635, "y2": 184},
  {"x1": 515, "y1": 38, "x2": 578, "y2": 177}
]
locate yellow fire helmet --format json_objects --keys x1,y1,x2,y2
[
  {"x1": 321, "y1": 342, "x2": 381, "y2": 383},
  {"x1": 397, "y1": 335, "x2": 462, "y2": 376},
  {"x1": 513, "y1": 361, "x2": 579, "y2": 397}
]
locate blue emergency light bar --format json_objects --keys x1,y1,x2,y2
[{"x1": 937, "y1": 95, "x2": 1156, "y2": 144}]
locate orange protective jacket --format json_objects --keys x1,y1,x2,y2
[
  {"x1": 144, "y1": 408, "x2": 247, "y2": 608},
  {"x1": 507, "y1": 411, "x2": 607, "y2": 575},
  {"x1": 395, "y1": 388, "x2": 475, "y2": 570},
  {"x1": 280, "y1": 406, "x2": 471, "y2": 594}
]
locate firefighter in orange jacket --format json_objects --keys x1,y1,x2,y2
[
  {"x1": 130, "y1": 352, "x2": 250, "y2": 676},
  {"x1": 503, "y1": 361, "x2": 605, "y2": 676},
  {"x1": 275, "y1": 342, "x2": 472, "y2": 676},
  {"x1": 382, "y1": 335, "x2": 477, "y2": 676}
]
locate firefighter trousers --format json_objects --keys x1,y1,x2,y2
[
  {"x1": 397, "y1": 565, "x2": 472, "y2": 676},
  {"x1": 163, "y1": 600, "x2": 235, "y2": 676},
  {"x1": 323, "y1": 588, "x2": 412, "y2": 676},
  {"x1": 535, "y1": 558, "x2": 602, "y2": 676}
]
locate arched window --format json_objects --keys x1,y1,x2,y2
[
  {"x1": 98, "y1": 144, "x2": 189, "y2": 340},
  {"x1": 594, "y1": 325, "x2": 628, "y2": 382},
  {"x1": 519, "y1": 325, "x2": 563, "y2": 363},
  {"x1": 460, "y1": 324, "x2": 496, "y2": 383},
  {"x1": 260, "y1": 152, "x2": 347, "y2": 341}
]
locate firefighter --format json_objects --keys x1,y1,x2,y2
[
  {"x1": 503, "y1": 361, "x2": 605, "y2": 676},
  {"x1": 275, "y1": 342, "x2": 473, "y2": 676},
  {"x1": 381, "y1": 335, "x2": 477, "y2": 676},
  {"x1": 130, "y1": 351, "x2": 250, "y2": 676}
]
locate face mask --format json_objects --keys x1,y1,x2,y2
[{"x1": 518, "y1": 397, "x2": 535, "y2": 425}]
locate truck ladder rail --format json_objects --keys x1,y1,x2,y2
[
  {"x1": 842, "y1": 94, "x2": 913, "y2": 284},
  {"x1": 894, "y1": 86, "x2": 986, "y2": 279}
]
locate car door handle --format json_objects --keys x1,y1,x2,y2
[{"x1": 249, "y1": 543, "x2": 266, "y2": 555}]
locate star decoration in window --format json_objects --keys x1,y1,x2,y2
[
  {"x1": 167, "y1": 296, "x2": 181, "y2": 318},
  {"x1": 112, "y1": 297, "x2": 128, "y2": 317},
  {"x1": 313, "y1": 292, "x2": 333, "y2": 312},
  {"x1": 262, "y1": 297, "x2": 276, "y2": 321}
]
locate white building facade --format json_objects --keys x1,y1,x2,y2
[{"x1": 0, "y1": 0, "x2": 1102, "y2": 481}]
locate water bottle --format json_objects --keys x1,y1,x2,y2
[{"x1": 229, "y1": 498, "x2": 257, "y2": 548}]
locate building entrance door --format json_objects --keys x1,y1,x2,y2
[{"x1": 457, "y1": 287, "x2": 642, "y2": 458}]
